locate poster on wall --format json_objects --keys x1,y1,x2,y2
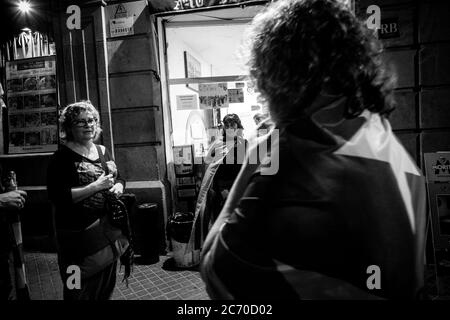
[
  {"x1": 176, "y1": 94, "x2": 198, "y2": 110},
  {"x1": 199, "y1": 83, "x2": 228, "y2": 109},
  {"x1": 184, "y1": 51, "x2": 201, "y2": 92},
  {"x1": 228, "y1": 88, "x2": 244, "y2": 103},
  {"x1": 173, "y1": 145, "x2": 194, "y2": 175},
  {"x1": 6, "y1": 56, "x2": 58, "y2": 154}
]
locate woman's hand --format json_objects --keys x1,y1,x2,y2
[
  {"x1": 109, "y1": 183, "x2": 124, "y2": 197},
  {"x1": 92, "y1": 173, "x2": 114, "y2": 192},
  {"x1": 72, "y1": 173, "x2": 114, "y2": 203},
  {"x1": 0, "y1": 190, "x2": 27, "y2": 210}
]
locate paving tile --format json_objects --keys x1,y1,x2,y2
[
  {"x1": 135, "y1": 289, "x2": 148, "y2": 297},
  {"x1": 160, "y1": 287, "x2": 173, "y2": 294},
  {"x1": 156, "y1": 283, "x2": 169, "y2": 290},
  {"x1": 165, "y1": 291, "x2": 179, "y2": 299},
  {"x1": 145, "y1": 285, "x2": 159, "y2": 294},
  {"x1": 171, "y1": 283, "x2": 183, "y2": 291},
  {"x1": 23, "y1": 253, "x2": 209, "y2": 300}
]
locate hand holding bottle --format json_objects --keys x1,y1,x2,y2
[{"x1": 92, "y1": 173, "x2": 114, "y2": 192}]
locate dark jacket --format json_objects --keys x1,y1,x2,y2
[{"x1": 201, "y1": 110, "x2": 426, "y2": 300}]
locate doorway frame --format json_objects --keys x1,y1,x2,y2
[{"x1": 154, "y1": 2, "x2": 268, "y2": 212}]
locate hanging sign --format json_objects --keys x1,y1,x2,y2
[{"x1": 199, "y1": 83, "x2": 228, "y2": 109}]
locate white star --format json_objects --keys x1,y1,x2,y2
[{"x1": 334, "y1": 111, "x2": 420, "y2": 233}]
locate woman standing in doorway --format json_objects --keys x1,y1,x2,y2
[
  {"x1": 47, "y1": 100, "x2": 128, "y2": 300},
  {"x1": 183, "y1": 114, "x2": 247, "y2": 266}
]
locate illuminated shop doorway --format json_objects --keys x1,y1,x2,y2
[{"x1": 156, "y1": 4, "x2": 266, "y2": 210}]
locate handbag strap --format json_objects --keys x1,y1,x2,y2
[{"x1": 95, "y1": 144, "x2": 109, "y2": 175}]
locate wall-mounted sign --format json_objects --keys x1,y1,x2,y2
[
  {"x1": 107, "y1": 1, "x2": 149, "y2": 37},
  {"x1": 425, "y1": 152, "x2": 450, "y2": 182},
  {"x1": 6, "y1": 56, "x2": 58, "y2": 154},
  {"x1": 427, "y1": 183, "x2": 450, "y2": 249},
  {"x1": 110, "y1": 16, "x2": 135, "y2": 37},
  {"x1": 425, "y1": 152, "x2": 450, "y2": 250},
  {"x1": 425, "y1": 152, "x2": 450, "y2": 181},
  {"x1": 114, "y1": 3, "x2": 128, "y2": 18},
  {"x1": 176, "y1": 94, "x2": 198, "y2": 110},
  {"x1": 378, "y1": 18, "x2": 400, "y2": 39}
]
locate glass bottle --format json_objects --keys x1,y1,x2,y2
[{"x1": 6, "y1": 171, "x2": 17, "y2": 192}]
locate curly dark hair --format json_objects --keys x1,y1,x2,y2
[{"x1": 245, "y1": 0, "x2": 396, "y2": 126}]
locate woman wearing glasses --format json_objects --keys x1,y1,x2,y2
[{"x1": 47, "y1": 100, "x2": 127, "y2": 300}]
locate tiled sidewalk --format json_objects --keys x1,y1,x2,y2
[
  {"x1": 24, "y1": 252, "x2": 209, "y2": 300},
  {"x1": 20, "y1": 252, "x2": 450, "y2": 300}
]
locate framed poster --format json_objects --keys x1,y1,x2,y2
[
  {"x1": 428, "y1": 183, "x2": 450, "y2": 249},
  {"x1": 424, "y1": 152, "x2": 450, "y2": 182},
  {"x1": 173, "y1": 144, "x2": 194, "y2": 175},
  {"x1": 184, "y1": 51, "x2": 201, "y2": 92},
  {"x1": 6, "y1": 56, "x2": 58, "y2": 154},
  {"x1": 424, "y1": 152, "x2": 450, "y2": 250}
]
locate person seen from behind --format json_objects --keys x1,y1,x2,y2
[{"x1": 201, "y1": 0, "x2": 427, "y2": 300}]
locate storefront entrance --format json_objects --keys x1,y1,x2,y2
[{"x1": 155, "y1": 3, "x2": 267, "y2": 212}]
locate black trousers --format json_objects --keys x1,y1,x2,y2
[
  {"x1": 0, "y1": 220, "x2": 12, "y2": 300},
  {"x1": 0, "y1": 253, "x2": 12, "y2": 300}
]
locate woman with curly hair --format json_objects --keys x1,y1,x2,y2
[
  {"x1": 201, "y1": 0, "x2": 426, "y2": 299},
  {"x1": 47, "y1": 100, "x2": 128, "y2": 300}
]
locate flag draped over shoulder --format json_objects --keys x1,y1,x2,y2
[
  {"x1": 201, "y1": 109, "x2": 427, "y2": 300},
  {"x1": 183, "y1": 139, "x2": 236, "y2": 265}
]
